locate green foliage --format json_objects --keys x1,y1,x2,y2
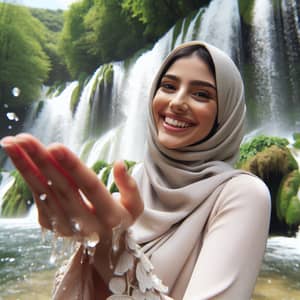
[
  {"x1": 122, "y1": 0, "x2": 208, "y2": 40},
  {"x1": 91, "y1": 160, "x2": 109, "y2": 174},
  {"x1": 238, "y1": 0, "x2": 255, "y2": 25},
  {"x1": 91, "y1": 160, "x2": 137, "y2": 193},
  {"x1": 59, "y1": 0, "x2": 95, "y2": 77},
  {"x1": 293, "y1": 132, "x2": 300, "y2": 149},
  {"x1": 236, "y1": 135, "x2": 289, "y2": 167},
  {"x1": 0, "y1": 3, "x2": 50, "y2": 106},
  {"x1": 29, "y1": 8, "x2": 70, "y2": 84},
  {"x1": 30, "y1": 8, "x2": 64, "y2": 32},
  {"x1": 277, "y1": 170, "x2": 300, "y2": 226},
  {"x1": 1, "y1": 170, "x2": 33, "y2": 217},
  {"x1": 70, "y1": 72, "x2": 89, "y2": 114},
  {"x1": 60, "y1": 0, "x2": 209, "y2": 77}
]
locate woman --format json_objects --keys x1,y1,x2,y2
[{"x1": 1, "y1": 41, "x2": 271, "y2": 299}]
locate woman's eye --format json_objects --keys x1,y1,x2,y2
[
  {"x1": 193, "y1": 91, "x2": 210, "y2": 100},
  {"x1": 160, "y1": 82, "x2": 176, "y2": 91}
]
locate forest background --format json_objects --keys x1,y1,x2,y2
[{"x1": 0, "y1": 0, "x2": 215, "y2": 140}]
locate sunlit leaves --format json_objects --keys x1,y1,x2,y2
[{"x1": 0, "y1": 3, "x2": 50, "y2": 105}]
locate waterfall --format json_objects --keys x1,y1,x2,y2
[
  {"x1": 281, "y1": 0, "x2": 300, "y2": 120},
  {"x1": 250, "y1": 0, "x2": 278, "y2": 127},
  {"x1": 197, "y1": 0, "x2": 241, "y2": 60},
  {"x1": 2, "y1": 0, "x2": 300, "y2": 167},
  {"x1": 4, "y1": 0, "x2": 241, "y2": 167},
  {"x1": 27, "y1": 82, "x2": 77, "y2": 146}
]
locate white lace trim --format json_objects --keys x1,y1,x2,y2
[{"x1": 107, "y1": 229, "x2": 170, "y2": 300}]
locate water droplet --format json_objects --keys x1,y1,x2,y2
[
  {"x1": 84, "y1": 232, "x2": 100, "y2": 248},
  {"x1": 49, "y1": 231, "x2": 59, "y2": 264},
  {"x1": 6, "y1": 112, "x2": 19, "y2": 122},
  {"x1": 71, "y1": 220, "x2": 81, "y2": 233},
  {"x1": 83, "y1": 232, "x2": 100, "y2": 263},
  {"x1": 26, "y1": 200, "x2": 32, "y2": 205},
  {"x1": 11, "y1": 87, "x2": 21, "y2": 97},
  {"x1": 47, "y1": 180, "x2": 53, "y2": 186},
  {"x1": 39, "y1": 193, "x2": 47, "y2": 201},
  {"x1": 41, "y1": 227, "x2": 47, "y2": 243},
  {"x1": 8, "y1": 125, "x2": 12, "y2": 130},
  {"x1": 3, "y1": 103, "x2": 8, "y2": 108}
]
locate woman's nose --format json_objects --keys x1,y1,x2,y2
[{"x1": 169, "y1": 92, "x2": 189, "y2": 113}]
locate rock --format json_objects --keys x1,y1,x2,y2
[
  {"x1": 238, "y1": 144, "x2": 299, "y2": 234},
  {"x1": 277, "y1": 170, "x2": 300, "y2": 228}
]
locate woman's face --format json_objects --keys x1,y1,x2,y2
[{"x1": 152, "y1": 53, "x2": 218, "y2": 149}]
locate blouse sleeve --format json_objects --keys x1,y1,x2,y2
[{"x1": 183, "y1": 174, "x2": 271, "y2": 300}]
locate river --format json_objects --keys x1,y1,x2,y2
[{"x1": 0, "y1": 211, "x2": 299, "y2": 299}]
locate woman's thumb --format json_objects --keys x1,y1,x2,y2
[{"x1": 113, "y1": 160, "x2": 144, "y2": 220}]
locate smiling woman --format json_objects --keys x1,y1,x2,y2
[
  {"x1": 1, "y1": 41, "x2": 271, "y2": 300},
  {"x1": 152, "y1": 47, "x2": 218, "y2": 149}
]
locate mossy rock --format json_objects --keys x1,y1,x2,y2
[
  {"x1": 238, "y1": 144, "x2": 298, "y2": 234},
  {"x1": 1, "y1": 171, "x2": 33, "y2": 217},
  {"x1": 277, "y1": 170, "x2": 300, "y2": 227},
  {"x1": 238, "y1": 145, "x2": 298, "y2": 180},
  {"x1": 236, "y1": 135, "x2": 289, "y2": 168}
]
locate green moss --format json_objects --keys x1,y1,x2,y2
[
  {"x1": 109, "y1": 160, "x2": 137, "y2": 193},
  {"x1": 192, "y1": 8, "x2": 204, "y2": 40},
  {"x1": 171, "y1": 19, "x2": 184, "y2": 49},
  {"x1": 70, "y1": 84, "x2": 80, "y2": 113},
  {"x1": 91, "y1": 160, "x2": 109, "y2": 174},
  {"x1": 89, "y1": 64, "x2": 114, "y2": 108},
  {"x1": 46, "y1": 81, "x2": 67, "y2": 97},
  {"x1": 293, "y1": 132, "x2": 300, "y2": 149},
  {"x1": 286, "y1": 195, "x2": 300, "y2": 225},
  {"x1": 79, "y1": 139, "x2": 95, "y2": 162},
  {"x1": 70, "y1": 72, "x2": 89, "y2": 114},
  {"x1": 277, "y1": 170, "x2": 300, "y2": 222},
  {"x1": 239, "y1": 145, "x2": 298, "y2": 181},
  {"x1": 238, "y1": 0, "x2": 255, "y2": 25},
  {"x1": 1, "y1": 171, "x2": 33, "y2": 217},
  {"x1": 236, "y1": 135, "x2": 289, "y2": 168}
]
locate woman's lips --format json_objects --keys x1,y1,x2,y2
[{"x1": 160, "y1": 114, "x2": 195, "y2": 132}]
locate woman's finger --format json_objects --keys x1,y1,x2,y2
[
  {"x1": 1, "y1": 136, "x2": 74, "y2": 235},
  {"x1": 48, "y1": 143, "x2": 120, "y2": 227},
  {"x1": 15, "y1": 134, "x2": 93, "y2": 218},
  {"x1": 113, "y1": 160, "x2": 144, "y2": 221}
]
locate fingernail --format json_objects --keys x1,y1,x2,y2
[{"x1": 0, "y1": 136, "x2": 14, "y2": 148}]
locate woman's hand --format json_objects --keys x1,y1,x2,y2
[{"x1": 0, "y1": 133, "x2": 144, "y2": 242}]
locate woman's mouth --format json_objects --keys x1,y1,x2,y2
[{"x1": 160, "y1": 115, "x2": 195, "y2": 132}]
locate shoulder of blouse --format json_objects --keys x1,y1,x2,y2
[{"x1": 214, "y1": 173, "x2": 272, "y2": 213}]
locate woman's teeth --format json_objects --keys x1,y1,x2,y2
[{"x1": 165, "y1": 117, "x2": 191, "y2": 128}]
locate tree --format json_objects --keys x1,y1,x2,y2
[
  {"x1": 0, "y1": 3, "x2": 50, "y2": 106},
  {"x1": 59, "y1": 0, "x2": 95, "y2": 77},
  {"x1": 30, "y1": 8, "x2": 70, "y2": 84},
  {"x1": 121, "y1": 0, "x2": 209, "y2": 40},
  {"x1": 60, "y1": 0, "x2": 146, "y2": 78}
]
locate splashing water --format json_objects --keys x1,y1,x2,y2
[{"x1": 11, "y1": 87, "x2": 20, "y2": 97}]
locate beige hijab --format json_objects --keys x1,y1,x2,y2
[{"x1": 132, "y1": 41, "x2": 247, "y2": 293}]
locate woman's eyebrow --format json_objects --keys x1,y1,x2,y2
[
  {"x1": 190, "y1": 80, "x2": 216, "y2": 90},
  {"x1": 162, "y1": 74, "x2": 216, "y2": 90}
]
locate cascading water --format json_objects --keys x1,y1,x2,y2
[
  {"x1": 250, "y1": 0, "x2": 279, "y2": 127},
  {"x1": 196, "y1": 0, "x2": 241, "y2": 60},
  {"x1": 1, "y1": 0, "x2": 300, "y2": 298},
  {"x1": 281, "y1": 0, "x2": 300, "y2": 120}
]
